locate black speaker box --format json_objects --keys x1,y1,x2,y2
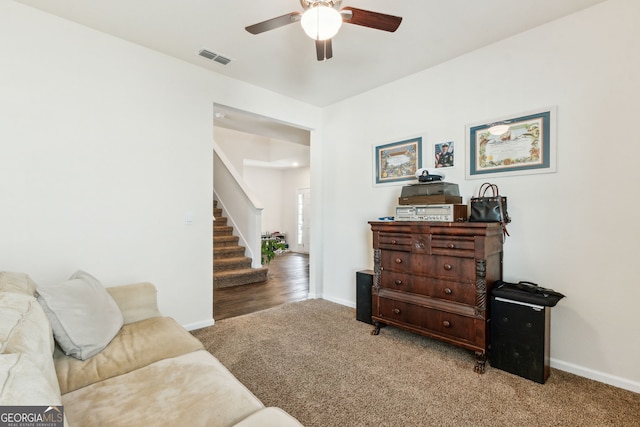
[
  {"x1": 356, "y1": 270, "x2": 374, "y2": 324},
  {"x1": 490, "y1": 296, "x2": 551, "y2": 383}
]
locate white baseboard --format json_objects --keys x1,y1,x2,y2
[
  {"x1": 551, "y1": 358, "x2": 640, "y2": 393},
  {"x1": 321, "y1": 295, "x2": 356, "y2": 308},
  {"x1": 183, "y1": 318, "x2": 214, "y2": 331}
]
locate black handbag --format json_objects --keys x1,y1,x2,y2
[
  {"x1": 469, "y1": 182, "x2": 511, "y2": 236},
  {"x1": 492, "y1": 280, "x2": 566, "y2": 307}
]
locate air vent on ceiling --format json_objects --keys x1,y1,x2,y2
[{"x1": 198, "y1": 49, "x2": 232, "y2": 65}]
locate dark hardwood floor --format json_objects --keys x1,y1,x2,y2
[{"x1": 213, "y1": 252, "x2": 309, "y2": 320}]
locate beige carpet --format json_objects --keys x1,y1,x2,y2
[{"x1": 192, "y1": 299, "x2": 640, "y2": 427}]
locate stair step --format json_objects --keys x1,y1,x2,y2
[
  {"x1": 212, "y1": 199, "x2": 266, "y2": 288},
  {"x1": 214, "y1": 235, "x2": 240, "y2": 247},
  {"x1": 214, "y1": 216, "x2": 228, "y2": 226},
  {"x1": 214, "y1": 225, "x2": 233, "y2": 236},
  {"x1": 215, "y1": 256, "x2": 252, "y2": 272},
  {"x1": 214, "y1": 267, "x2": 269, "y2": 289},
  {"x1": 214, "y1": 245, "x2": 245, "y2": 259}
]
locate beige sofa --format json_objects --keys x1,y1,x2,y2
[{"x1": 0, "y1": 271, "x2": 302, "y2": 427}]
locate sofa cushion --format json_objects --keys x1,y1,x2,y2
[
  {"x1": 106, "y1": 282, "x2": 162, "y2": 324},
  {"x1": 0, "y1": 292, "x2": 60, "y2": 397},
  {"x1": 0, "y1": 353, "x2": 63, "y2": 407},
  {"x1": 36, "y1": 270, "x2": 123, "y2": 360},
  {"x1": 55, "y1": 316, "x2": 204, "y2": 394},
  {"x1": 0, "y1": 271, "x2": 37, "y2": 296},
  {"x1": 62, "y1": 350, "x2": 264, "y2": 427}
]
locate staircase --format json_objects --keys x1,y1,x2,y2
[{"x1": 213, "y1": 201, "x2": 268, "y2": 288}]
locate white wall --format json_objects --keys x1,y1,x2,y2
[
  {"x1": 243, "y1": 166, "x2": 285, "y2": 234},
  {"x1": 318, "y1": 0, "x2": 640, "y2": 391},
  {"x1": 243, "y1": 166, "x2": 311, "y2": 243},
  {"x1": 0, "y1": 0, "x2": 321, "y2": 328},
  {"x1": 214, "y1": 128, "x2": 271, "y2": 173}
]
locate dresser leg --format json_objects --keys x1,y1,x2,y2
[
  {"x1": 371, "y1": 321, "x2": 383, "y2": 335},
  {"x1": 474, "y1": 352, "x2": 487, "y2": 374}
]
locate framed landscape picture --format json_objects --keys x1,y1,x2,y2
[
  {"x1": 466, "y1": 107, "x2": 556, "y2": 179},
  {"x1": 373, "y1": 137, "x2": 422, "y2": 186}
]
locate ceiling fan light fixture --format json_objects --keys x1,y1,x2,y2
[{"x1": 301, "y1": 4, "x2": 342, "y2": 41}]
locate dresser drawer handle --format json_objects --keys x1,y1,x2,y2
[
  {"x1": 442, "y1": 320, "x2": 451, "y2": 328},
  {"x1": 391, "y1": 239, "x2": 398, "y2": 244},
  {"x1": 395, "y1": 279, "x2": 403, "y2": 286},
  {"x1": 443, "y1": 288, "x2": 452, "y2": 295},
  {"x1": 443, "y1": 263, "x2": 452, "y2": 271},
  {"x1": 417, "y1": 241, "x2": 425, "y2": 249},
  {"x1": 393, "y1": 308, "x2": 401, "y2": 315},
  {"x1": 395, "y1": 258, "x2": 403, "y2": 264},
  {"x1": 448, "y1": 243, "x2": 455, "y2": 249}
]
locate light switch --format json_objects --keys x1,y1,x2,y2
[{"x1": 184, "y1": 212, "x2": 194, "y2": 225}]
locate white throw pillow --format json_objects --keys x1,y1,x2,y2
[{"x1": 36, "y1": 271, "x2": 123, "y2": 360}]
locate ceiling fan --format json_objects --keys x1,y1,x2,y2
[{"x1": 245, "y1": 0, "x2": 402, "y2": 61}]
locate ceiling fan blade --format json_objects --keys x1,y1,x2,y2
[
  {"x1": 245, "y1": 12, "x2": 302, "y2": 35},
  {"x1": 341, "y1": 7, "x2": 402, "y2": 32},
  {"x1": 315, "y1": 39, "x2": 333, "y2": 61}
]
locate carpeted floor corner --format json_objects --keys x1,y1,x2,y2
[{"x1": 192, "y1": 299, "x2": 640, "y2": 427}]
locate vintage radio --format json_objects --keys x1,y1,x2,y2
[{"x1": 395, "y1": 204, "x2": 468, "y2": 222}]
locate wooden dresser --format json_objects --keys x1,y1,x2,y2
[{"x1": 368, "y1": 221, "x2": 503, "y2": 373}]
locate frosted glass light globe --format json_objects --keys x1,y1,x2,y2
[{"x1": 301, "y1": 5, "x2": 342, "y2": 41}]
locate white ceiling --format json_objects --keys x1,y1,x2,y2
[{"x1": 16, "y1": 0, "x2": 606, "y2": 108}]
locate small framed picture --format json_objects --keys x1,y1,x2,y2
[{"x1": 434, "y1": 141, "x2": 454, "y2": 168}]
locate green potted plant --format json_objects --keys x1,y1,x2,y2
[{"x1": 261, "y1": 237, "x2": 287, "y2": 265}]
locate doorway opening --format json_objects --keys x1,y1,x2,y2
[{"x1": 213, "y1": 104, "x2": 311, "y2": 319}]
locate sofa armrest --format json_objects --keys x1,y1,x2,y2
[{"x1": 106, "y1": 282, "x2": 162, "y2": 324}]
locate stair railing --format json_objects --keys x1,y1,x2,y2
[{"x1": 213, "y1": 141, "x2": 264, "y2": 268}]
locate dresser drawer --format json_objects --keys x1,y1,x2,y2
[
  {"x1": 378, "y1": 232, "x2": 412, "y2": 251},
  {"x1": 377, "y1": 297, "x2": 477, "y2": 343},
  {"x1": 380, "y1": 250, "x2": 411, "y2": 272},
  {"x1": 430, "y1": 235, "x2": 475, "y2": 257},
  {"x1": 423, "y1": 255, "x2": 476, "y2": 282},
  {"x1": 380, "y1": 272, "x2": 476, "y2": 305}
]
